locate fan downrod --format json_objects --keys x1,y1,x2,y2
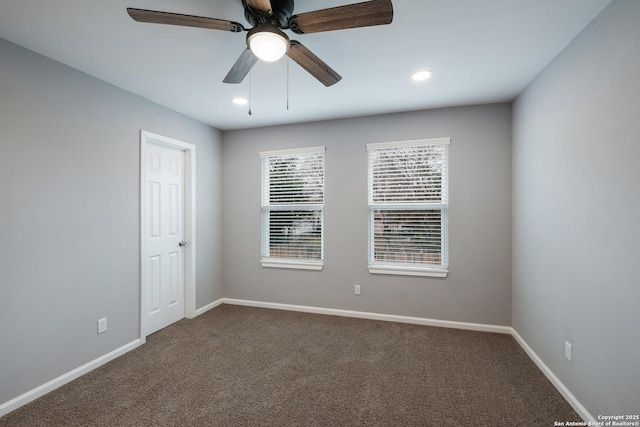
[{"x1": 243, "y1": 0, "x2": 294, "y2": 27}]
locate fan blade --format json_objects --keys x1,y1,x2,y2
[
  {"x1": 288, "y1": 41, "x2": 342, "y2": 87},
  {"x1": 244, "y1": 0, "x2": 272, "y2": 15},
  {"x1": 127, "y1": 8, "x2": 245, "y2": 32},
  {"x1": 289, "y1": 0, "x2": 393, "y2": 34},
  {"x1": 223, "y1": 48, "x2": 259, "y2": 84}
]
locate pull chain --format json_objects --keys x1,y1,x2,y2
[
  {"x1": 248, "y1": 68, "x2": 252, "y2": 116},
  {"x1": 286, "y1": 56, "x2": 290, "y2": 111}
]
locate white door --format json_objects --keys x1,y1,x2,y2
[{"x1": 144, "y1": 144, "x2": 186, "y2": 335}]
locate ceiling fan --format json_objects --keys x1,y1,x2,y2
[{"x1": 127, "y1": 0, "x2": 393, "y2": 87}]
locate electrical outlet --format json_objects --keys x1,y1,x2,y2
[
  {"x1": 97, "y1": 318, "x2": 107, "y2": 334},
  {"x1": 354, "y1": 285, "x2": 361, "y2": 296},
  {"x1": 564, "y1": 341, "x2": 572, "y2": 362}
]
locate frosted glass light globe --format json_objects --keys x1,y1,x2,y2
[{"x1": 249, "y1": 31, "x2": 289, "y2": 62}]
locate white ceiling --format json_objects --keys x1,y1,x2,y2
[{"x1": 0, "y1": 0, "x2": 610, "y2": 130}]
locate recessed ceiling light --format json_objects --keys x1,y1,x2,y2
[
  {"x1": 412, "y1": 70, "x2": 433, "y2": 82},
  {"x1": 232, "y1": 97, "x2": 248, "y2": 106}
]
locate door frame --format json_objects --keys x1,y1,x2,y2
[{"x1": 140, "y1": 130, "x2": 197, "y2": 342}]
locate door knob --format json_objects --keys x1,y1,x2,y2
[{"x1": 179, "y1": 240, "x2": 188, "y2": 247}]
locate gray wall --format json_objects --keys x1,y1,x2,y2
[
  {"x1": 512, "y1": 0, "x2": 640, "y2": 416},
  {"x1": 0, "y1": 39, "x2": 223, "y2": 405},
  {"x1": 223, "y1": 104, "x2": 512, "y2": 325}
]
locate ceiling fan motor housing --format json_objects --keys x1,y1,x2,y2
[{"x1": 243, "y1": 0, "x2": 294, "y2": 27}]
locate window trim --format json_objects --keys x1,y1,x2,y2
[
  {"x1": 366, "y1": 137, "x2": 450, "y2": 278},
  {"x1": 259, "y1": 146, "x2": 325, "y2": 271},
  {"x1": 260, "y1": 258, "x2": 324, "y2": 270},
  {"x1": 367, "y1": 264, "x2": 449, "y2": 278}
]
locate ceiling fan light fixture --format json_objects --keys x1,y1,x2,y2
[{"x1": 248, "y1": 26, "x2": 289, "y2": 62}]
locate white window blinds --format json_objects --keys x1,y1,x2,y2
[
  {"x1": 260, "y1": 147, "x2": 325, "y2": 269},
  {"x1": 367, "y1": 138, "x2": 449, "y2": 276}
]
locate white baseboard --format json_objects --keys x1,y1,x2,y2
[
  {"x1": 511, "y1": 329, "x2": 594, "y2": 422},
  {"x1": 194, "y1": 298, "x2": 224, "y2": 317},
  {"x1": 222, "y1": 298, "x2": 512, "y2": 334},
  {"x1": 0, "y1": 339, "x2": 142, "y2": 418}
]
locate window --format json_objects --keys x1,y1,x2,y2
[
  {"x1": 260, "y1": 147, "x2": 325, "y2": 270},
  {"x1": 367, "y1": 138, "x2": 449, "y2": 277}
]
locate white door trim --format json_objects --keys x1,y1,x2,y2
[{"x1": 140, "y1": 130, "x2": 196, "y2": 342}]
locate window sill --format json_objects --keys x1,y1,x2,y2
[
  {"x1": 261, "y1": 258, "x2": 324, "y2": 271},
  {"x1": 368, "y1": 264, "x2": 448, "y2": 278}
]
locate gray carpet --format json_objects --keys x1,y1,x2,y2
[{"x1": 1, "y1": 305, "x2": 579, "y2": 426}]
